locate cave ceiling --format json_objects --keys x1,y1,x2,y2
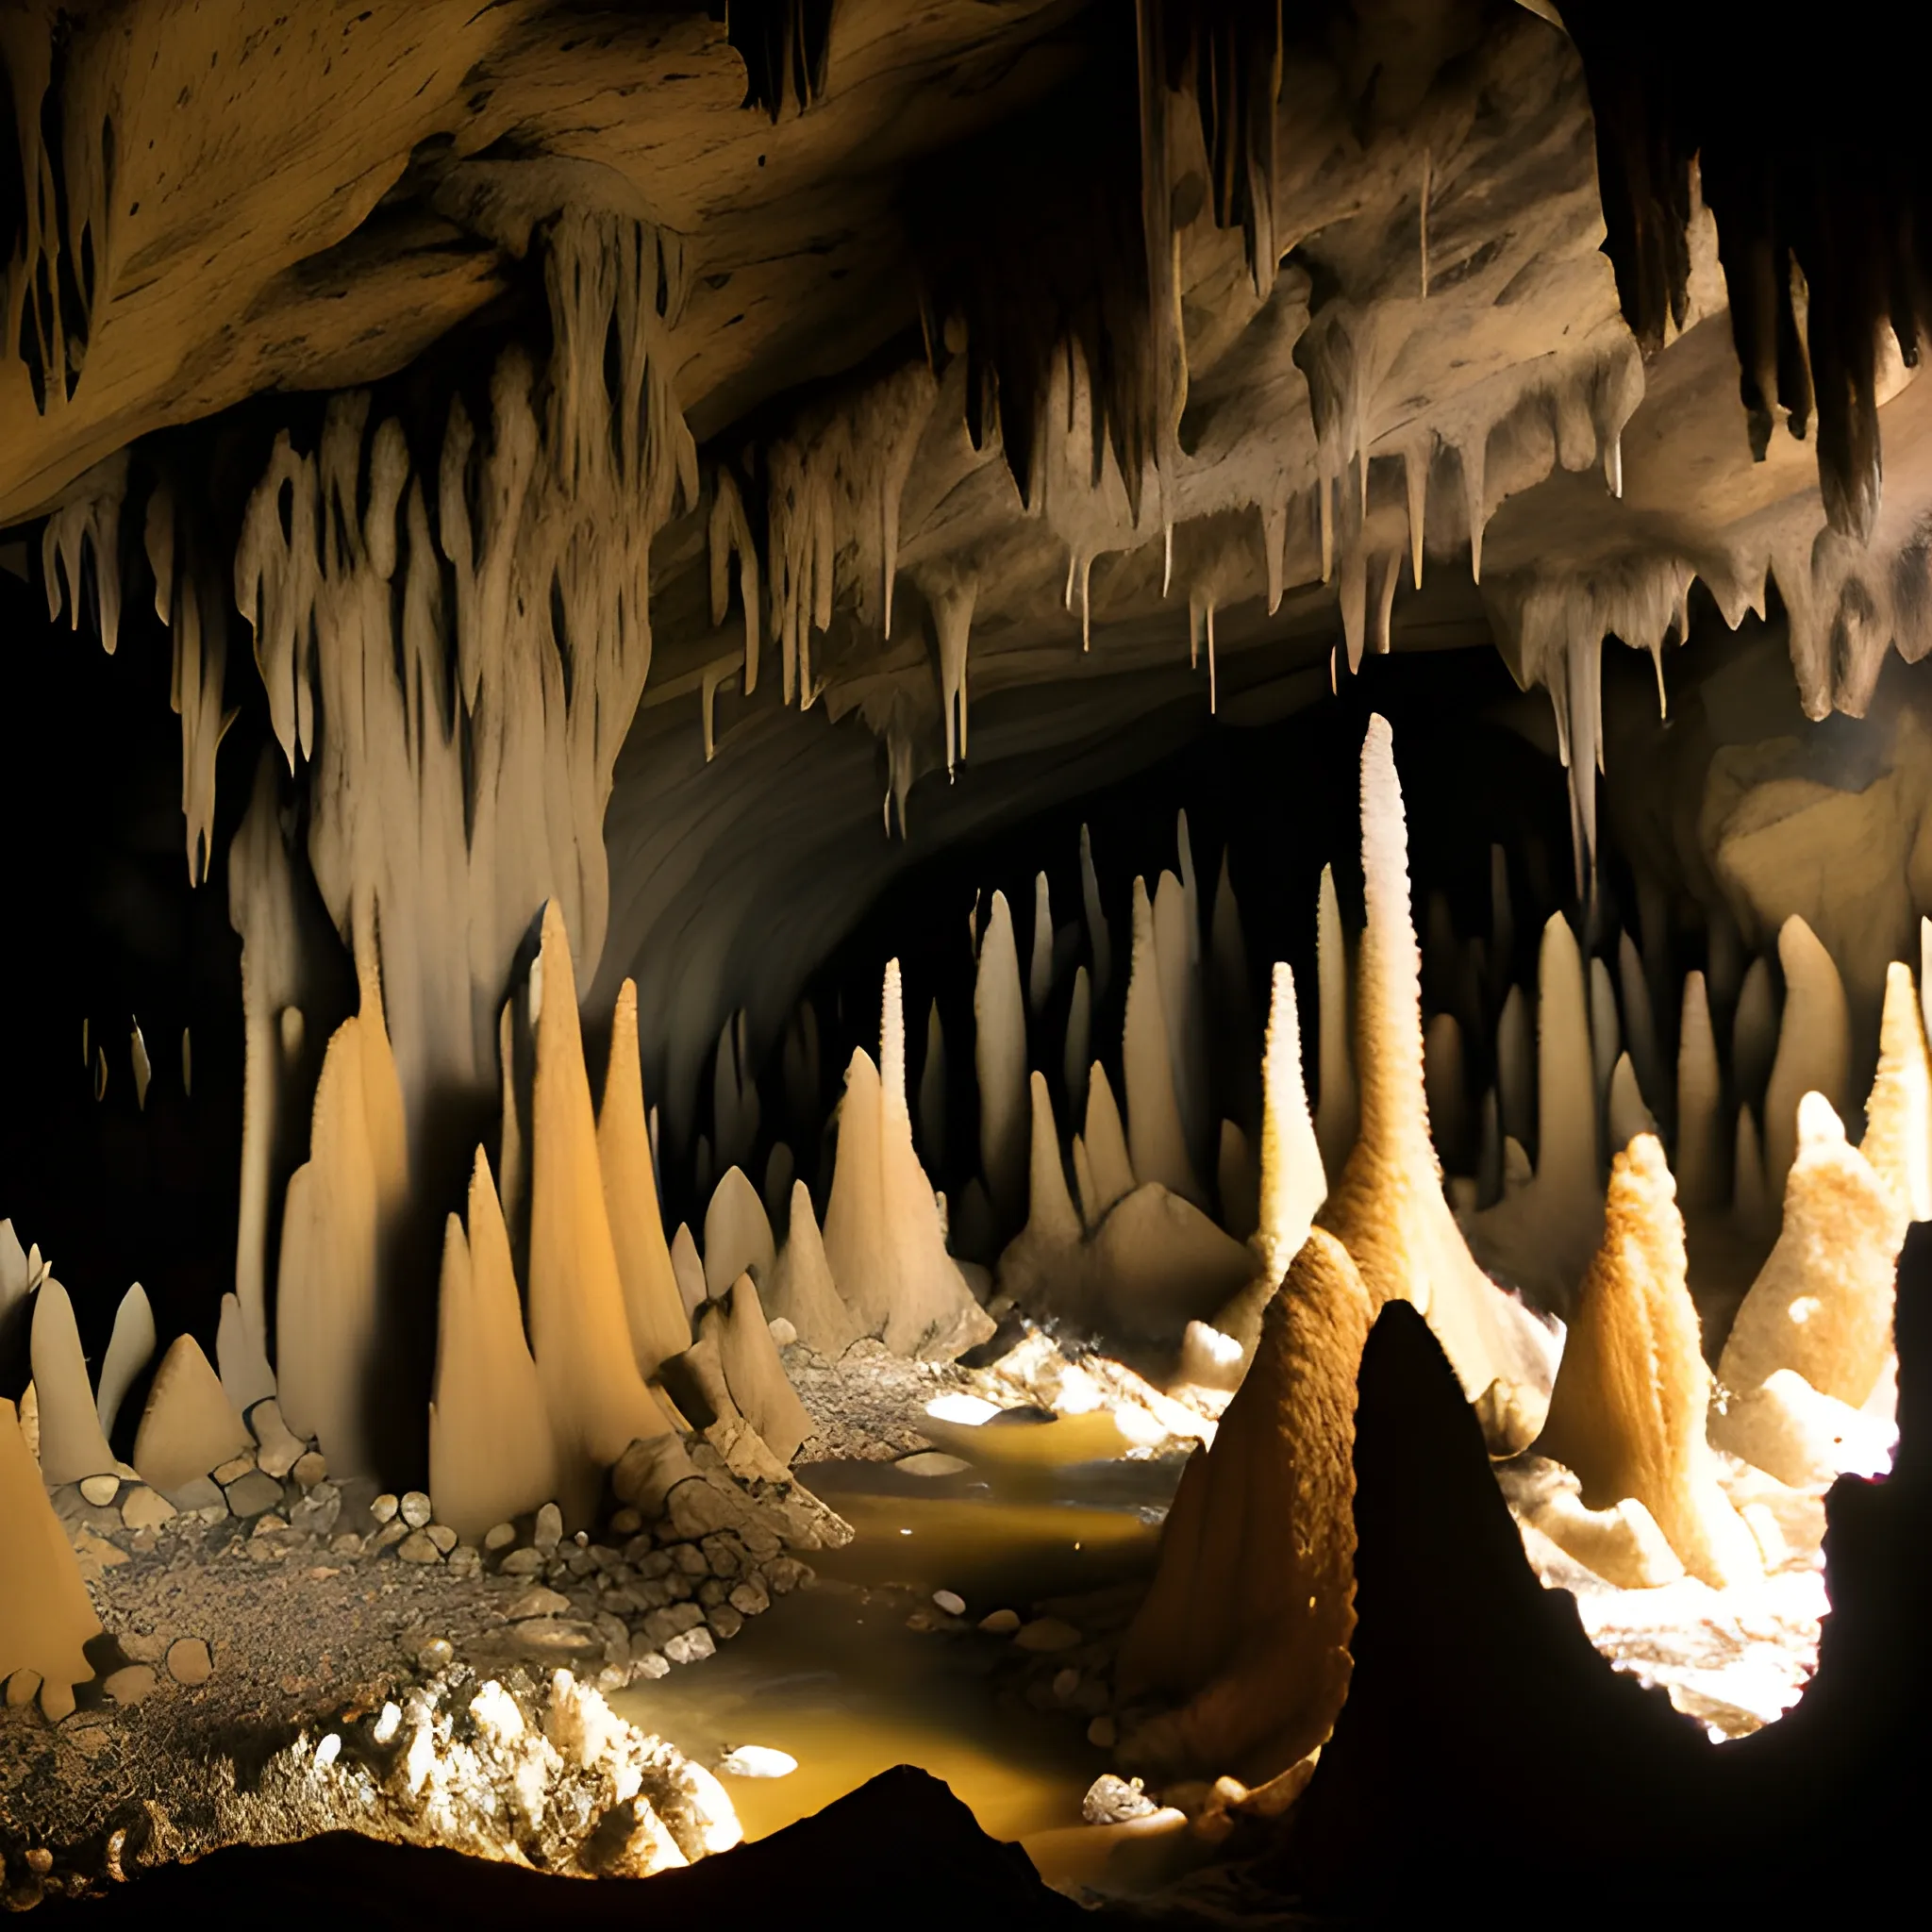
[{"x1": 6, "y1": 0, "x2": 1932, "y2": 1140}]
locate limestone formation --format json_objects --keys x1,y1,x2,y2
[
  {"x1": 1, "y1": 1397, "x2": 103, "y2": 1722},
  {"x1": 670, "y1": 1225, "x2": 708, "y2": 1324},
  {"x1": 29, "y1": 1279, "x2": 116, "y2": 1486},
  {"x1": 1858, "y1": 960, "x2": 1932, "y2": 1224},
  {"x1": 766, "y1": 1181, "x2": 859, "y2": 1357},
  {"x1": 598, "y1": 979, "x2": 693, "y2": 1379},
  {"x1": 1124, "y1": 876, "x2": 1199, "y2": 1204},
  {"x1": 1117, "y1": 1230, "x2": 1373, "y2": 1785},
  {"x1": 215, "y1": 1290, "x2": 277, "y2": 1415},
  {"x1": 131, "y1": 1336, "x2": 253, "y2": 1496},
  {"x1": 1673, "y1": 972, "x2": 1727, "y2": 1212},
  {"x1": 705, "y1": 1274, "x2": 815, "y2": 1463},
  {"x1": 1317, "y1": 718, "x2": 1558, "y2": 1449},
  {"x1": 526, "y1": 903, "x2": 672, "y2": 1524},
  {"x1": 95, "y1": 1284, "x2": 156, "y2": 1441},
  {"x1": 1534, "y1": 1136, "x2": 1761, "y2": 1589},
  {"x1": 703, "y1": 1166, "x2": 777, "y2": 1302},
  {"x1": 1606, "y1": 1052, "x2": 1655, "y2": 1155},
  {"x1": 1081, "y1": 1065, "x2": 1137, "y2": 1224},
  {"x1": 429, "y1": 1150, "x2": 561, "y2": 1543},
  {"x1": 1762, "y1": 916, "x2": 1851, "y2": 1201},
  {"x1": 1314, "y1": 864, "x2": 1357, "y2": 1183},
  {"x1": 974, "y1": 892, "x2": 1028, "y2": 1226}
]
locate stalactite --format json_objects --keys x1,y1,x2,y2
[
  {"x1": 929, "y1": 568, "x2": 977, "y2": 779},
  {"x1": 707, "y1": 466, "x2": 762, "y2": 691}
]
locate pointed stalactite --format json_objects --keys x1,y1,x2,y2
[{"x1": 932, "y1": 572, "x2": 977, "y2": 779}]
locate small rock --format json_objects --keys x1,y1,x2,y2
[
  {"x1": 499, "y1": 1546, "x2": 544, "y2": 1575},
  {"x1": 398, "y1": 1530, "x2": 441, "y2": 1563},
  {"x1": 373, "y1": 1702, "x2": 403, "y2": 1742},
  {"x1": 507, "y1": 1586, "x2": 573, "y2": 1621},
  {"x1": 314, "y1": 1733, "x2": 342, "y2": 1768},
  {"x1": 761, "y1": 1556, "x2": 811, "y2": 1595},
  {"x1": 79, "y1": 1474, "x2": 121, "y2": 1507},
  {"x1": 978, "y1": 1608, "x2": 1021, "y2": 1635},
  {"x1": 707, "y1": 1604, "x2": 744, "y2": 1641},
  {"x1": 534, "y1": 1502, "x2": 564, "y2": 1554},
  {"x1": 1052, "y1": 1667, "x2": 1080, "y2": 1703},
  {"x1": 224, "y1": 1469, "x2": 284, "y2": 1518},
  {"x1": 447, "y1": 1545, "x2": 483, "y2": 1579},
  {"x1": 212, "y1": 1455, "x2": 257, "y2": 1487},
  {"x1": 291, "y1": 1451, "x2": 328, "y2": 1489},
  {"x1": 608, "y1": 1507, "x2": 642, "y2": 1537},
  {"x1": 400, "y1": 1491, "x2": 433, "y2": 1529},
  {"x1": 120, "y1": 1487, "x2": 175, "y2": 1532},
  {"x1": 5, "y1": 1669, "x2": 42, "y2": 1707},
  {"x1": 674, "y1": 1540, "x2": 708, "y2": 1576},
  {"x1": 767, "y1": 1317, "x2": 798, "y2": 1347},
  {"x1": 371, "y1": 1492, "x2": 400, "y2": 1524},
  {"x1": 169, "y1": 1476, "x2": 226, "y2": 1513},
  {"x1": 373, "y1": 1519, "x2": 408, "y2": 1553},
  {"x1": 629, "y1": 1650, "x2": 670, "y2": 1681},
  {"x1": 719, "y1": 1744, "x2": 797, "y2": 1778},
  {"x1": 484, "y1": 1522, "x2": 518, "y2": 1552},
  {"x1": 329, "y1": 1532, "x2": 365, "y2": 1557},
  {"x1": 698, "y1": 1576, "x2": 729, "y2": 1607},
  {"x1": 416, "y1": 1638, "x2": 454, "y2": 1673},
  {"x1": 166, "y1": 1639, "x2": 213, "y2": 1686},
  {"x1": 104, "y1": 1665, "x2": 157, "y2": 1705},
  {"x1": 662, "y1": 1627, "x2": 716, "y2": 1666},
  {"x1": 252, "y1": 1512, "x2": 290, "y2": 1536},
  {"x1": 72, "y1": 1528, "x2": 128, "y2": 1571},
  {"x1": 728, "y1": 1577, "x2": 770, "y2": 1617},
  {"x1": 426, "y1": 1524, "x2": 457, "y2": 1555},
  {"x1": 933, "y1": 1589, "x2": 966, "y2": 1617},
  {"x1": 1086, "y1": 1715, "x2": 1118, "y2": 1749},
  {"x1": 1014, "y1": 1616, "x2": 1081, "y2": 1652},
  {"x1": 700, "y1": 1533, "x2": 744, "y2": 1577},
  {"x1": 896, "y1": 1451, "x2": 971, "y2": 1478},
  {"x1": 289, "y1": 1492, "x2": 341, "y2": 1537},
  {"x1": 1083, "y1": 1774, "x2": 1157, "y2": 1824},
  {"x1": 514, "y1": 1618, "x2": 605, "y2": 1656}
]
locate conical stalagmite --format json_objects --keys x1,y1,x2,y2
[
  {"x1": 30, "y1": 1280, "x2": 116, "y2": 1486},
  {"x1": 670, "y1": 1224, "x2": 707, "y2": 1323},
  {"x1": 1314, "y1": 864, "x2": 1357, "y2": 1180},
  {"x1": 216, "y1": 1291, "x2": 276, "y2": 1414},
  {"x1": 1424, "y1": 1011, "x2": 1470, "y2": 1174},
  {"x1": 1256, "y1": 962, "x2": 1327, "y2": 1290},
  {"x1": 1082, "y1": 1064, "x2": 1136, "y2": 1219},
  {"x1": 975, "y1": 891, "x2": 1028, "y2": 1227},
  {"x1": 1732, "y1": 1105, "x2": 1773, "y2": 1238},
  {"x1": 1124, "y1": 877, "x2": 1199, "y2": 1204},
  {"x1": 1, "y1": 1396, "x2": 103, "y2": 1722},
  {"x1": 1155, "y1": 867, "x2": 1210, "y2": 1170},
  {"x1": 1117, "y1": 1229, "x2": 1372, "y2": 1785},
  {"x1": 1317, "y1": 717, "x2": 1557, "y2": 1449},
  {"x1": 95, "y1": 1284, "x2": 155, "y2": 1441},
  {"x1": 703, "y1": 1166, "x2": 776, "y2": 1301},
  {"x1": 1732, "y1": 957, "x2": 1777, "y2": 1110},
  {"x1": 1063, "y1": 967, "x2": 1091, "y2": 1127},
  {"x1": 1588, "y1": 957, "x2": 1620, "y2": 1115},
  {"x1": 1607, "y1": 1052, "x2": 1655, "y2": 1155},
  {"x1": 1535, "y1": 1136, "x2": 1762, "y2": 1589},
  {"x1": 598, "y1": 978, "x2": 692, "y2": 1379},
  {"x1": 1028, "y1": 871, "x2": 1054, "y2": 1014},
  {"x1": 526, "y1": 903, "x2": 672, "y2": 1524},
  {"x1": 708, "y1": 1273, "x2": 815, "y2": 1462},
  {"x1": 1859, "y1": 960, "x2": 1932, "y2": 1224},
  {"x1": 132, "y1": 1336, "x2": 252, "y2": 1495},
  {"x1": 1080, "y1": 823, "x2": 1111, "y2": 1003},
  {"x1": 1217, "y1": 1122, "x2": 1259, "y2": 1242},
  {"x1": 1495, "y1": 986, "x2": 1532, "y2": 1153},
  {"x1": 1763, "y1": 915, "x2": 1851, "y2": 1201},
  {"x1": 1619, "y1": 931, "x2": 1664, "y2": 1120},
  {"x1": 429, "y1": 1150, "x2": 562, "y2": 1543},
  {"x1": 767, "y1": 1179, "x2": 858, "y2": 1357},
  {"x1": 1674, "y1": 972, "x2": 1727, "y2": 1211},
  {"x1": 918, "y1": 999, "x2": 947, "y2": 1171}
]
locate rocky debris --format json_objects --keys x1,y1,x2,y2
[
  {"x1": 718, "y1": 1744, "x2": 797, "y2": 1778},
  {"x1": 1083, "y1": 1773, "x2": 1158, "y2": 1824},
  {"x1": 399, "y1": 1491, "x2": 433, "y2": 1529},
  {"x1": 166, "y1": 1639, "x2": 212, "y2": 1686}
]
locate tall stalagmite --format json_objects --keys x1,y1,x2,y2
[
  {"x1": 1, "y1": 1397, "x2": 103, "y2": 1723},
  {"x1": 767, "y1": 1180, "x2": 859, "y2": 1357},
  {"x1": 975, "y1": 892, "x2": 1028, "y2": 1227},
  {"x1": 527, "y1": 903, "x2": 672, "y2": 1525},
  {"x1": 1314, "y1": 864, "x2": 1357, "y2": 1180},
  {"x1": 30, "y1": 1279, "x2": 117, "y2": 1487},
  {"x1": 1859, "y1": 960, "x2": 1932, "y2": 1224},
  {"x1": 1124, "y1": 877, "x2": 1199, "y2": 1203},
  {"x1": 131, "y1": 1336, "x2": 252, "y2": 1495},
  {"x1": 1762, "y1": 916, "x2": 1851, "y2": 1200}
]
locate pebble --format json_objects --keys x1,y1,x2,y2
[
  {"x1": 120, "y1": 1487, "x2": 175, "y2": 1532},
  {"x1": 700, "y1": 1534, "x2": 743, "y2": 1577},
  {"x1": 1082, "y1": 1774, "x2": 1157, "y2": 1825},
  {"x1": 978, "y1": 1608, "x2": 1021, "y2": 1635},
  {"x1": 663, "y1": 1627, "x2": 717, "y2": 1666},
  {"x1": 1086, "y1": 1715, "x2": 1118, "y2": 1749},
  {"x1": 212, "y1": 1456, "x2": 257, "y2": 1487},
  {"x1": 630, "y1": 1650, "x2": 670, "y2": 1681},
  {"x1": 698, "y1": 1577, "x2": 729, "y2": 1607},
  {"x1": 718, "y1": 1745, "x2": 797, "y2": 1778},
  {"x1": 398, "y1": 1530, "x2": 441, "y2": 1563},
  {"x1": 515, "y1": 1618, "x2": 605, "y2": 1655},
  {"x1": 314, "y1": 1733, "x2": 342, "y2": 1769},
  {"x1": 896, "y1": 1451, "x2": 971, "y2": 1478},
  {"x1": 426, "y1": 1524, "x2": 458, "y2": 1555},
  {"x1": 507, "y1": 1586, "x2": 573, "y2": 1621},
  {"x1": 1013, "y1": 1616, "x2": 1081, "y2": 1653},
  {"x1": 727, "y1": 1577, "x2": 769, "y2": 1617},
  {"x1": 533, "y1": 1503, "x2": 564, "y2": 1554},
  {"x1": 499, "y1": 1546, "x2": 544, "y2": 1575},
  {"x1": 371, "y1": 1493, "x2": 400, "y2": 1524},
  {"x1": 766, "y1": 1317, "x2": 798, "y2": 1347},
  {"x1": 608, "y1": 1507, "x2": 642, "y2": 1537},
  {"x1": 1052, "y1": 1667, "x2": 1080, "y2": 1703},
  {"x1": 416, "y1": 1639, "x2": 454, "y2": 1673},
  {"x1": 223, "y1": 1470, "x2": 284, "y2": 1518},
  {"x1": 252, "y1": 1512, "x2": 290, "y2": 1536},
  {"x1": 707, "y1": 1604, "x2": 744, "y2": 1641},
  {"x1": 291, "y1": 1451, "x2": 328, "y2": 1490},
  {"x1": 104, "y1": 1665, "x2": 156, "y2": 1705},
  {"x1": 762, "y1": 1557, "x2": 810, "y2": 1595},
  {"x1": 932, "y1": 1589, "x2": 966, "y2": 1617},
  {"x1": 79, "y1": 1474, "x2": 121, "y2": 1507},
  {"x1": 373, "y1": 1702, "x2": 402, "y2": 1743},
  {"x1": 372, "y1": 1519, "x2": 408, "y2": 1553},
  {"x1": 484, "y1": 1522, "x2": 518, "y2": 1552},
  {"x1": 400, "y1": 1491, "x2": 433, "y2": 1529},
  {"x1": 329, "y1": 1532, "x2": 365, "y2": 1557},
  {"x1": 447, "y1": 1545, "x2": 483, "y2": 1580},
  {"x1": 166, "y1": 1639, "x2": 213, "y2": 1687},
  {"x1": 674, "y1": 1541, "x2": 708, "y2": 1576}
]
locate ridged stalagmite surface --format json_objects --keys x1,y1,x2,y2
[
  {"x1": 1535, "y1": 1136, "x2": 1761, "y2": 1588},
  {"x1": 527, "y1": 903, "x2": 672, "y2": 1524},
  {"x1": 30, "y1": 1278, "x2": 116, "y2": 1487},
  {"x1": 1317, "y1": 717, "x2": 1557, "y2": 1447},
  {"x1": 598, "y1": 979, "x2": 692, "y2": 1379},
  {"x1": 429, "y1": 1150, "x2": 560, "y2": 1542},
  {"x1": 1116, "y1": 1229, "x2": 1373, "y2": 1784},
  {"x1": 1, "y1": 1396, "x2": 103, "y2": 1722},
  {"x1": 132, "y1": 1336, "x2": 252, "y2": 1496},
  {"x1": 1859, "y1": 960, "x2": 1932, "y2": 1224},
  {"x1": 767, "y1": 1180, "x2": 859, "y2": 1357}
]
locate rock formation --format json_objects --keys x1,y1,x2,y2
[
  {"x1": 95, "y1": 1283, "x2": 156, "y2": 1441},
  {"x1": 0, "y1": 1395, "x2": 103, "y2": 1722},
  {"x1": 702, "y1": 1167, "x2": 776, "y2": 1302},
  {"x1": 703, "y1": 1274, "x2": 815, "y2": 1464},
  {"x1": 131, "y1": 1336, "x2": 254, "y2": 1496},
  {"x1": 29, "y1": 1278, "x2": 116, "y2": 1487}
]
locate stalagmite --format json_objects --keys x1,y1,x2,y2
[
  {"x1": 1469, "y1": 915, "x2": 1603, "y2": 1314},
  {"x1": 130, "y1": 1021, "x2": 152, "y2": 1110},
  {"x1": 975, "y1": 891, "x2": 1028, "y2": 1227},
  {"x1": 1218, "y1": 1122, "x2": 1259, "y2": 1241},
  {"x1": 1607, "y1": 1053, "x2": 1655, "y2": 1155},
  {"x1": 599, "y1": 980, "x2": 692, "y2": 1379},
  {"x1": 1535, "y1": 1136, "x2": 1762, "y2": 1589},
  {"x1": 1064, "y1": 967, "x2": 1091, "y2": 1127},
  {"x1": 1424, "y1": 1011, "x2": 1470, "y2": 1174},
  {"x1": 526, "y1": 904, "x2": 673, "y2": 1524},
  {"x1": 429, "y1": 1150, "x2": 561, "y2": 1543},
  {"x1": 1208, "y1": 857, "x2": 1258, "y2": 1135},
  {"x1": 702, "y1": 1167, "x2": 777, "y2": 1302},
  {"x1": 131, "y1": 1336, "x2": 253, "y2": 1496},
  {"x1": 767, "y1": 1180, "x2": 858, "y2": 1357},
  {"x1": 1314, "y1": 864, "x2": 1357, "y2": 1181},
  {"x1": 1589, "y1": 957, "x2": 1620, "y2": 1114},
  {"x1": 1255, "y1": 963, "x2": 1327, "y2": 1287},
  {"x1": 1116, "y1": 1230, "x2": 1373, "y2": 1784},
  {"x1": 670, "y1": 1225, "x2": 708, "y2": 1324},
  {"x1": 1023, "y1": 1072, "x2": 1083, "y2": 1250},
  {"x1": 1733, "y1": 957, "x2": 1777, "y2": 1110},
  {"x1": 1080, "y1": 824, "x2": 1111, "y2": 1003},
  {"x1": 1495, "y1": 987, "x2": 1533, "y2": 1154},
  {"x1": 1083, "y1": 1064, "x2": 1137, "y2": 1220},
  {"x1": 1124, "y1": 877, "x2": 1200, "y2": 1203},
  {"x1": 1674, "y1": 973, "x2": 1727, "y2": 1212},
  {"x1": 216, "y1": 1291, "x2": 276, "y2": 1413},
  {"x1": 1733, "y1": 1106, "x2": 1772, "y2": 1239},
  {"x1": 1619, "y1": 932, "x2": 1664, "y2": 1121},
  {"x1": 1858, "y1": 960, "x2": 1932, "y2": 1224},
  {"x1": 1, "y1": 1397, "x2": 103, "y2": 1723},
  {"x1": 1028, "y1": 872, "x2": 1055, "y2": 1015},
  {"x1": 30, "y1": 1280, "x2": 116, "y2": 1486},
  {"x1": 705, "y1": 1274, "x2": 814, "y2": 1463},
  {"x1": 763, "y1": 1144, "x2": 794, "y2": 1226},
  {"x1": 275, "y1": 938, "x2": 408, "y2": 1476},
  {"x1": 1316, "y1": 718, "x2": 1558, "y2": 1450},
  {"x1": 918, "y1": 999, "x2": 947, "y2": 1171},
  {"x1": 1155, "y1": 865, "x2": 1210, "y2": 1167},
  {"x1": 1763, "y1": 916, "x2": 1851, "y2": 1201},
  {"x1": 95, "y1": 1284, "x2": 155, "y2": 1441}
]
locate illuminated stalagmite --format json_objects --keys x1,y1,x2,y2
[
  {"x1": 0, "y1": 1397, "x2": 103, "y2": 1723},
  {"x1": 766, "y1": 1181, "x2": 859, "y2": 1357},
  {"x1": 1762, "y1": 916, "x2": 1851, "y2": 1202},
  {"x1": 974, "y1": 894, "x2": 1028, "y2": 1225},
  {"x1": 527, "y1": 904, "x2": 673, "y2": 1524},
  {"x1": 598, "y1": 979, "x2": 693, "y2": 1379},
  {"x1": 1117, "y1": 1229, "x2": 1372, "y2": 1784},
  {"x1": 1535, "y1": 1136, "x2": 1761, "y2": 1588},
  {"x1": 1314, "y1": 865, "x2": 1357, "y2": 1182},
  {"x1": 429, "y1": 1151, "x2": 560, "y2": 1543},
  {"x1": 705, "y1": 1274, "x2": 814, "y2": 1463},
  {"x1": 1124, "y1": 877, "x2": 1200, "y2": 1204},
  {"x1": 131, "y1": 1336, "x2": 253, "y2": 1496},
  {"x1": 1317, "y1": 718, "x2": 1557, "y2": 1448},
  {"x1": 29, "y1": 1279, "x2": 116, "y2": 1487},
  {"x1": 702, "y1": 1167, "x2": 776, "y2": 1301},
  {"x1": 94, "y1": 1283, "x2": 156, "y2": 1441},
  {"x1": 1858, "y1": 961, "x2": 1932, "y2": 1224}
]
